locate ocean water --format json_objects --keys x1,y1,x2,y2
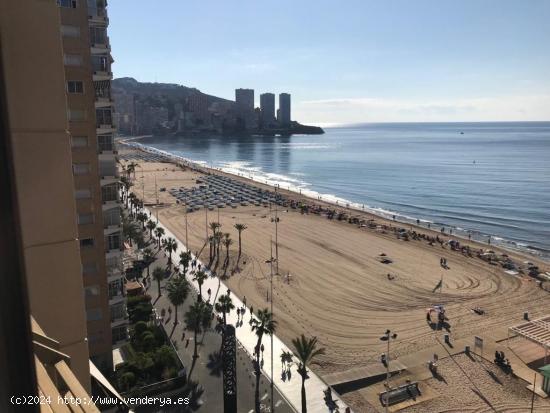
[{"x1": 137, "y1": 122, "x2": 550, "y2": 259}]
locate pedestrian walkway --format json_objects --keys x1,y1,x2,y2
[{"x1": 147, "y1": 207, "x2": 354, "y2": 413}]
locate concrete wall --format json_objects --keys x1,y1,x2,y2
[{"x1": 0, "y1": 0, "x2": 91, "y2": 390}]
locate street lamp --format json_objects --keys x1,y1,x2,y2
[
  {"x1": 380, "y1": 330, "x2": 398, "y2": 413},
  {"x1": 266, "y1": 240, "x2": 277, "y2": 412}
]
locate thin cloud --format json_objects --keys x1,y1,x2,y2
[{"x1": 295, "y1": 95, "x2": 550, "y2": 123}]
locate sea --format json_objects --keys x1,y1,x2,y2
[{"x1": 137, "y1": 122, "x2": 550, "y2": 260}]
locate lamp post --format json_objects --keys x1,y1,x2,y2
[
  {"x1": 267, "y1": 239, "x2": 276, "y2": 412},
  {"x1": 184, "y1": 202, "x2": 189, "y2": 248},
  {"x1": 380, "y1": 330, "x2": 398, "y2": 413}
]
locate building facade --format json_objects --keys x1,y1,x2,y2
[
  {"x1": 278, "y1": 93, "x2": 291, "y2": 126},
  {"x1": 1, "y1": 0, "x2": 92, "y2": 389},
  {"x1": 260, "y1": 92, "x2": 276, "y2": 127},
  {"x1": 59, "y1": 0, "x2": 127, "y2": 370},
  {"x1": 235, "y1": 88, "x2": 256, "y2": 129}
]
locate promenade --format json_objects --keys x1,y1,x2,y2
[{"x1": 147, "y1": 207, "x2": 354, "y2": 413}]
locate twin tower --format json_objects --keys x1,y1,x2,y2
[{"x1": 235, "y1": 89, "x2": 291, "y2": 129}]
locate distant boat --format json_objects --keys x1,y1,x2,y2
[{"x1": 460, "y1": 131, "x2": 464, "y2": 135}]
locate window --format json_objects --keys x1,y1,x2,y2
[
  {"x1": 82, "y1": 262, "x2": 97, "y2": 275},
  {"x1": 86, "y1": 308, "x2": 103, "y2": 322},
  {"x1": 108, "y1": 279, "x2": 123, "y2": 299},
  {"x1": 64, "y1": 54, "x2": 82, "y2": 66},
  {"x1": 93, "y1": 80, "x2": 111, "y2": 99},
  {"x1": 73, "y1": 163, "x2": 90, "y2": 175},
  {"x1": 61, "y1": 25, "x2": 80, "y2": 38},
  {"x1": 68, "y1": 109, "x2": 86, "y2": 121},
  {"x1": 58, "y1": 0, "x2": 77, "y2": 8},
  {"x1": 96, "y1": 108, "x2": 112, "y2": 126},
  {"x1": 71, "y1": 136, "x2": 88, "y2": 148},
  {"x1": 106, "y1": 233, "x2": 121, "y2": 251},
  {"x1": 112, "y1": 326, "x2": 128, "y2": 344},
  {"x1": 80, "y1": 238, "x2": 94, "y2": 248},
  {"x1": 103, "y1": 207, "x2": 120, "y2": 227},
  {"x1": 110, "y1": 303, "x2": 125, "y2": 321},
  {"x1": 91, "y1": 55, "x2": 109, "y2": 72},
  {"x1": 101, "y1": 184, "x2": 118, "y2": 203},
  {"x1": 85, "y1": 285, "x2": 100, "y2": 297},
  {"x1": 78, "y1": 213, "x2": 94, "y2": 225},
  {"x1": 67, "y1": 81, "x2": 84, "y2": 94},
  {"x1": 98, "y1": 134, "x2": 114, "y2": 152},
  {"x1": 89, "y1": 26, "x2": 107, "y2": 45},
  {"x1": 75, "y1": 189, "x2": 91, "y2": 199},
  {"x1": 99, "y1": 160, "x2": 116, "y2": 177},
  {"x1": 105, "y1": 255, "x2": 121, "y2": 274}
]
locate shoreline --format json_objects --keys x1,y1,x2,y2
[{"x1": 119, "y1": 137, "x2": 549, "y2": 265}]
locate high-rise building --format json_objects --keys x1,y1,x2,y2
[
  {"x1": 59, "y1": 0, "x2": 127, "y2": 369},
  {"x1": 235, "y1": 88, "x2": 254, "y2": 112},
  {"x1": 235, "y1": 88, "x2": 256, "y2": 129},
  {"x1": 0, "y1": 0, "x2": 128, "y2": 406},
  {"x1": 188, "y1": 93, "x2": 210, "y2": 126},
  {"x1": 260, "y1": 93, "x2": 276, "y2": 127},
  {"x1": 278, "y1": 93, "x2": 291, "y2": 126},
  {"x1": 1, "y1": 0, "x2": 93, "y2": 388}
]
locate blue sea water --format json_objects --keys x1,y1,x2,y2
[{"x1": 138, "y1": 122, "x2": 550, "y2": 259}]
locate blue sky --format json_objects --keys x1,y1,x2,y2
[{"x1": 109, "y1": 0, "x2": 550, "y2": 123}]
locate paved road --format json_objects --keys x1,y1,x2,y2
[{"x1": 144, "y1": 250, "x2": 295, "y2": 413}]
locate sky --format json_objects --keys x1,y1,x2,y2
[{"x1": 108, "y1": 0, "x2": 550, "y2": 124}]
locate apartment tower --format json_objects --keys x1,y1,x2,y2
[
  {"x1": 260, "y1": 92, "x2": 276, "y2": 127},
  {"x1": 235, "y1": 88, "x2": 256, "y2": 129},
  {"x1": 59, "y1": 0, "x2": 127, "y2": 369},
  {"x1": 278, "y1": 93, "x2": 291, "y2": 126}
]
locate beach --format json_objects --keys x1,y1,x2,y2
[{"x1": 120, "y1": 144, "x2": 550, "y2": 410}]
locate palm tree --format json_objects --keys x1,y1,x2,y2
[
  {"x1": 179, "y1": 250, "x2": 192, "y2": 275},
  {"x1": 207, "y1": 235, "x2": 215, "y2": 262},
  {"x1": 136, "y1": 212, "x2": 148, "y2": 230},
  {"x1": 223, "y1": 235, "x2": 233, "y2": 269},
  {"x1": 234, "y1": 223, "x2": 247, "y2": 259},
  {"x1": 291, "y1": 335, "x2": 326, "y2": 413},
  {"x1": 142, "y1": 248, "x2": 155, "y2": 279},
  {"x1": 154, "y1": 227, "x2": 165, "y2": 249},
  {"x1": 126, "y1": 161, "x2": 138, "y2": 180},
  {"x1": 163, "y1": 237, "x2": 178, "y2": 269},
  {"x1": 184, "y1": 301, "x2": 213, "y2": 359},
  {"x1": 214, "y1": 293, "x2": 234, "y2": 325},
  {"x1": 166, "y1": 276, "x2": 190, "y2": 326},
  {"x1": 146, "y1": 219, "x2": 156, "y2": 239},
  {"x1": 152, "y1": 267, "x2": 165, "y2": 298},
  {"x1": 251, "y1": 308, "x2": 277, "y2": 413},
  {"x1": 193, "y1": 270, "x2": 208, "y2": 300},
  {"x1": 208, "y1": 222, "x2": 221, "y2": 260}
]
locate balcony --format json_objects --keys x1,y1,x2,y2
[{"x1": 88, "y1": 4, "x2": 109, "y2": 25}]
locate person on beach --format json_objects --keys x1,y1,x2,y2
[
  {"x1": 207, "y1": 288, "x2": 212, "y2": 298},
  {"x1": 243, "y1": 296, "x2": 247, "y2": 306}
]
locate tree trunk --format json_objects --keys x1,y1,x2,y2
[
  {"x1": 174, "y1": 305, "x2": 178, "y2": 325},
  {"x1": 238, "y1": 232, "x2": 242, "y2": 257},
  {"x1": 254, "y1": 335, "x2": 263, "y2": 413},
  {"x1": 193, "y1": 328, "x2": 198, "y2": 359},
  {"x1": 301, "y1": 375, "x2": 307, "y2": 413},
  {"x1": 198, "y1": 283, "x2": 202, "y2": 301},
  {"x1": 223, "y1": 311, "x2": 226, "y2": 326},
  {"x1": 157, "y1": 279, "x2": 161, "y2": 297}
]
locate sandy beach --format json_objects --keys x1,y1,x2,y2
[{"x1": 119, "y1": 144, "x2": 550, "y2": 410}]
